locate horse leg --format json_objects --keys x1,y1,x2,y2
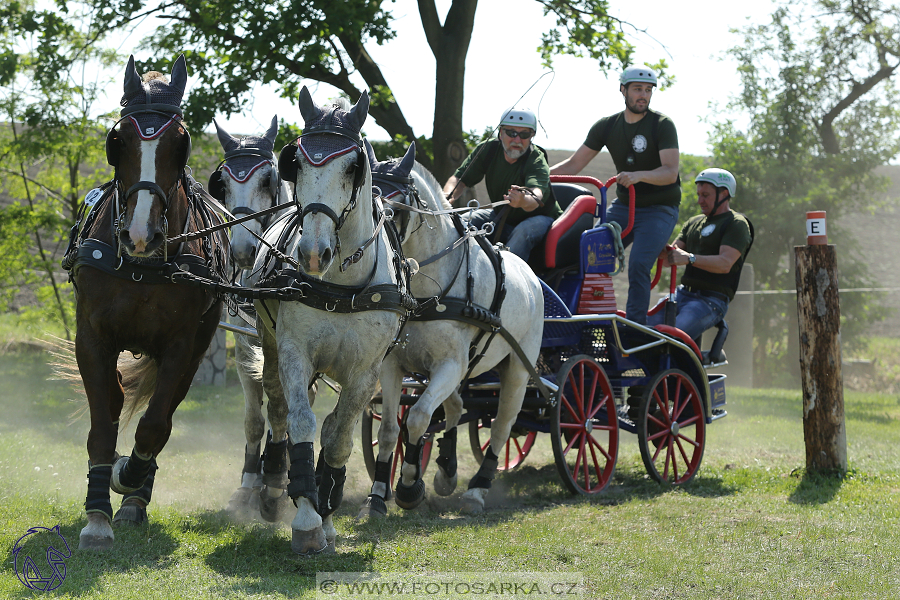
[
  {"x1": 274, "y1": 336, "x2": 326, "y2": 555},
  {"x1": 75, "y1": 333, "x2": 123, "y2": 550},
  {"x1": 358, "y1": 360, "x2": 403, "y2": 519},
  {"x1": 395, "y1": 365, "x2": 460, "y2": 509},
  {"x1": 460, "y1": 359, "x2": 530, "y2": 514},
  {"x1": 257, "y1": 322, "x2": 292, "y2": 523},
  {"x1": 315, "y1": 371, "x2": 379, "y2": 546},
  {"x1": 227, "y1": 333, "x2": 267, "y2": 516},
  {"x1": 433, "y1": 388, "x2": 464, "y2": 497}
]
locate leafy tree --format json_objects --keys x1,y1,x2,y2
[
  {"x1": 705, "y1": 0, "x2": 900, "y2": 385},
  {"x1": 86, "y1": 0, "x2": 663, "y2": 182},
  {"x1": 0, "y1": 0, "x2": 122, "y2": 337}
]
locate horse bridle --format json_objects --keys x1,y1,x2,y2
[
  {"x1": 213, "y1": 146, "x2": 281, "y2": 229},
  {"x1": 106, "y1": 104, "x2": 192, "y2": 260},
  {"x1": 279, "y1": 107, "x2": 367, "y2": 236}
]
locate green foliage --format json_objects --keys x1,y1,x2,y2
[
  {"x1": 0, "y1": 0, "x2": 122, "y2": 337},
  {"x1": 706, "y1": 0, "x2": 900, "y2": 384}
]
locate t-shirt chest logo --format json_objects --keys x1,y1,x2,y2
[
  {"x1": 701, "y1": 224, "x2": 717, "y2": 237},
  {"x1": 632, "y1": 135, "x2": 648, "y2": 153}
]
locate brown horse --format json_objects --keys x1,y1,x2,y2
[{"x1": 62, "y1": 55, "x2": 229, "y2": 550}]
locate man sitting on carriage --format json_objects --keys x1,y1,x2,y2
[
  {"x1": 648, "y1": 168, "x2": 754, "y2": 340},
  {"x1": 442, "y1": 108, "x2": 560, "y2": 260}
]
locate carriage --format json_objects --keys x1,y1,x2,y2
[{"x1": 360, "y1": 174, "x2": 730, "y2": 495}]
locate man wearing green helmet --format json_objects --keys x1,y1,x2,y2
[
  {"x1": 444, "y1": 107, "x2": 560, "y2": 260},
  {"x1": 551, "y1": 65, "x2": 680, "y2": 324},
  {"x1": 647, "y1": 168, "x2": 754, "y2": 339}
]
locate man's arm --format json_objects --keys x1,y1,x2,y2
[
  {"x1": 550, "y1": 145, "x2": 599, "y2": 176},
  {"x1": 615, "y1": 148, "x2": 680, "y2": 188},
  {"x1": 443, "y1": 175, "x2": 468, "y2": 202},
  {"x1": 659, "y1": 240, "x2": 686, "y2": 267},
  {"x1": 667, "y1": 244, "x2": 742, "y2": 273}
]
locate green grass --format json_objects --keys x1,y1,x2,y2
[{"x1": 1, "y1": 351, "x2": 899, "y2": 599}]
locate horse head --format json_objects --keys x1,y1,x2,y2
[
  {"x1": 366, "y1": 139, "x2": 419, "y2": 244},
  {"x1": 278, "y1": 86, "x2": 369, "y2": 277},
  {"x1": 106, "y1": 55, "x2": 191, "y2": 258},
  {"x1": 210, "y1": 115, "x2": 281, "y2": 269}
]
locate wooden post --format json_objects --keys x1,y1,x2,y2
[{"x1": 794, "y1": 244, "x2": 847, "y2": 472}]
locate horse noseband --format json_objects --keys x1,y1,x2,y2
[
  {"x1": 300, "y1": 202, "x2": 343, "y2": 229},
  {"x1": 124, "y1": 180, "x2": 171, "y2": 211}
]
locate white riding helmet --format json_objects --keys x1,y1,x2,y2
[
  {"x1": 499, "y1": 107, "x2": 537, "y2": 131},
  {"x1": 695, "y1": 168, "x2": 736, "y2": 198},
  {"x1": 619, "y1": 65, "x2": 658, "y2": 87}
]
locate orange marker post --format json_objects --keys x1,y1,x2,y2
[{"x1": 806, "y1": 211, "x2": 827, "y2": 245}]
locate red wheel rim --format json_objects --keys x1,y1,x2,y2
[
  {"x1": 552, "y1": 356, "x2": 618, "y2": 495},
  {"x1": 367, "y1": 399, "x2": 432, "y2": 485},
  {"x1": 470, "y1": 418, "x2": 537, "y2": 470},
  {"x1": 640, "y1": 370, "x2": 705, "y2": 485}
]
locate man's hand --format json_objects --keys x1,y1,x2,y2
[
  {"x1": 615, "y1": 171, "x2": 641, "y2": 188},
  {"x1": 667, "y1": 246, "x2": 692, "y2": 266},
  {"x1": 504, "y1": 185, "x2": 541, "y2": 211}
]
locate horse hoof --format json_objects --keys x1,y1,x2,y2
[
  {"x1": 357, "y1": 494, "x2": 388, "y2": 519},
  {"x1": 110, "y1": 456, "x2": 141, "y2": 495},
  {"x1": 259, "y1": 488, "x2": 289, "y2": 523},
  {"x1": 113, "y1": 499, "x2": 147, "y2": 527},
  {"x1": 291, "y1": 527, "x2": 332, "y2": 556},
  {"x1": 459, "y1": 488, "x2": 488, "y2": 514},
  {"x1": 394, "y1": 478, "x2": 426, "y2": 510},
  {"x1": 433, "y1": 467, "x2": 458, "y2": 497},
  {"x1": 226, "y1": 487, "x2": 259, "y2": 520},
  {"x1": 79, "y1": 514, "x2": 114, "y2": 550}
]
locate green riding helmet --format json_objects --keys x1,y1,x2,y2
[
  {"x1": 619, "y1": 65, "x2": 658, "y2": 87},
  {"x1": 695, "y1": 168, "x2": 736, "y2": 198},
  {"x1": 499, "y1": 107, "x2": 537, "y2": 131}
]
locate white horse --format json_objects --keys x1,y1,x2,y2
[
  {"x1": 358, "y1": 141, "x2": 544, "y2": 516},
  {"x1": 247, "y1": 87, "x2": 410, "y2": 554},
  {"x1": 208, "y1": 116, "x2": 294, "y2": 520}
]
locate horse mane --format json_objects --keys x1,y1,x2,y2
[
  {"x1": 143, "y1": 71, "x2": 168, "y2": 84},
  {"x1": 412, "y1": 162, "x2": 452, "y2": 211}
]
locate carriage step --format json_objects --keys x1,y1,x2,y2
[{"x1": 710, "y1": 408, "x2": 727, "y2": 421}]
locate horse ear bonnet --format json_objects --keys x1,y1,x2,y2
[{"x1": 278, "y1": 143, "x2": 300, "y2": 184}]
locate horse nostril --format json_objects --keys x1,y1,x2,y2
[
  {"x1": 321, "y1": 246, "x2": 332, "y2": 266},
  {"x1": 119, "y1": 230, "x2": 133, "y2": 248}
]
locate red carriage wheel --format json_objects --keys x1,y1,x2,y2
[
  {"x1": 637, "y1": 369, "x2": 706, "y2": 485},
  {"x1": 551, "y1": 355, "x2": 619, "y2": 495},
  {"x1": 361, "y1": 396, "x2": 432, "y2": 485},
  {"x1": 468, "y1": 418, "x2": 537, "y2": 471}
]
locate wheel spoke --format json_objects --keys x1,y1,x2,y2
[
  {"x1": 671, "y1": 377, "x2": 683, "y2": 419},
  {"x1": 652, "y1": 390, "x2": 672, "y2": 426},
  {"x1": 564, "y1": 373, "x2": 586, "y2": 421},
  {"x1": 675, "y1": 435, "x2": 693, "y2": 467},
  {"x1": 587, "y1": 431, "x2": 612, "y2": 463}
]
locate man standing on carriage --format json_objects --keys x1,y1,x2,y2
[
  {"x1": 443, "y1": 108, "x2": 560, "y2": 260},
  {"x1": 648, "y1": 168, "x2": 754, "y2": 340},
  {"x1": 550, "y1": 65, "x2": 680, "y2": 324}
]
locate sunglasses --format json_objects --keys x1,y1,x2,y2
[{"x1": 501, "y1": 128, "x2": 533, "y2": 140}]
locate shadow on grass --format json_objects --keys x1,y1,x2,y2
[{"x1": 787, "y1": 468, "x2": 845, "y2": 505}]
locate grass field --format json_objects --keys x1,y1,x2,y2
[{"x1": 1, "y1": 346, "x2": 899, "y2": 599}]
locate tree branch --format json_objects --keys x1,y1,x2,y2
[
  {"x1": 417, "y1": 0, "x2": 442, "y2": 55},
  {"x1": 818, "y1": 61, "x2": 899, "y2": 154}
]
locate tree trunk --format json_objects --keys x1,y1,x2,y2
[
  {"x1": 794, "y1": 245, "x2": 847, "y2": 473},
  {"x1": 420, "y1": 0, "x2": 477, "y2": 183}
]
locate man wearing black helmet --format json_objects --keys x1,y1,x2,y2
[
  {"x1": 648, "y1": 168, "x2": 753, "y2": 339},
  {"x1": 551, "y1": 65, "x2": 680, "y2": 324}
]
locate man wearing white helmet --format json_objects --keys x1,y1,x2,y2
[
  {"x1": 444, "y1": 107, "x2": 559, "y2": 260},
  {"x1": 550, "y1": 65, "x2": 680, "y2": 324},
  {"x1": 647, "y1": 168, "x2": 754, "y2": 339}
]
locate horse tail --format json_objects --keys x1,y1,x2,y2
[
  {"x1": 116, "y1": 354, "x2": 158, "y2": 430},
  {"x1": 239, "y1": 340, "x2": 264, "y2": 384}
]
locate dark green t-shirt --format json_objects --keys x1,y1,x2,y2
[
  {"x1": 584, "y1": 109, "x2": 681, "y2": 208},
  {"x1": 677, "y1": 210, "x2": 753, "y2": 300},
  {"x1": 454, "y1": 139, "x2": 560, "y2": 226}
]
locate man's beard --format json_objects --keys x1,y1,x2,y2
[
  {"x1": 503, "y1": 141, "x2": 527, "y2": 160},
  {"x1": 626, "y1": 99, "x2": 649, "y2": 114}
]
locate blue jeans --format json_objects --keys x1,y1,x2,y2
[
  {"x1": 647, "y1": 286, "x2": 729, "y2": 340},
  {"x1": 606, "y1": 202, "x2": 679, "y2": 324},
  {"x1": 466, "y1": 208, "x2": 554, "y2": 261}
]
